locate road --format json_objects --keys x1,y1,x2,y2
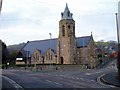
[{"x1": 1, "y1": 59, "x2": 119, "y2": 89}]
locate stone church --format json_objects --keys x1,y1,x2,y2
[{"x1": 16, "y1": 4, "x2": 98, "y2": 68}]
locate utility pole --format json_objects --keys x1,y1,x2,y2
[
  {"x1": 49, "y1": 33, "x2": 52, "y2": 70},
  {"x1": 82, "y1": 37, "x2": 85, "y2": 69},
  {"x1": 25, "y1": 50, "x2": 30, "y2": 69},
  {"x1": 0, "y1": 0, "x2": 3, "y2": 14},
  {"x1": 115, "y1": 13, "x2": 120, "y2": 80}
]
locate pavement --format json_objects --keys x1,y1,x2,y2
[{"x1": 100, "y1": 71, "x2": 120, "y2": 87}]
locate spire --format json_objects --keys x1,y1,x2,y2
[
  {"x1": 64, "y1": 3, "x2": 70, "y2": 13},
  {"x1": 61, "y1": 3, "x2": 73, "y2": 20}
]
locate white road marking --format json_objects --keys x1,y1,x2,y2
[
  {"x1": 46, "y1": 80, "x2": 62, "y2": 87},
  {"x1": 97, "y1": 74, "x2": 116, "y2": 88},
  {"x1": 85, "y1": 71, "x2": 103, "y2": 75},
  {"x1": 46, "y1": 80, "x2": 52, "y2": 83},
  {"x1": 54, "y1": 82, "x2": 62, "y2": 86},
  {"x1": 80, "y1": 78, "x2": 85, "y2": 81},
  {"x1": 0, "y1": 75, "x2": 24, "y2": 90},
  {"x1": 91, "y1": 80, "x2": 95, "y2": 82}
]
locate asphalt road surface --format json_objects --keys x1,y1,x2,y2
[{"x1": 1, "y1": 60, "x2": 119, "y2": 89}]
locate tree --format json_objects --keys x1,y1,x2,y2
[
  {"x1": 8, "y1": 50, "x2": 19, "y2": 65},
  {"x1": 2, "y1": 42, "x2": 9, "y2": 63},
  {"x1": 0, "y1": 40, "x2": 9, "y2": 68}
]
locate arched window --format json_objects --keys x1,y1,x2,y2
[
  {"x1": 42, "y1": 56, "x2": 44, "y2": 64},
  {"x1": 68, "y1": 25, "x2": 70, "y2": 29},
  {"x1": 62, "y1": 25, "x2": 65, "y2": 36}
]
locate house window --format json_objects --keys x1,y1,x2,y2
[
  {"x1": 51, "y1": 55, "x2": 52, "y2": 60},
  {"x1": 49, "y1": 53, "x2": 50, "y2": 60},
  {"x1": 46, "y1": 55, "x2": 48, "y2": 60}
]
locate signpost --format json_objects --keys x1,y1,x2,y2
[
  {"x1": 118, "y1": 4, "x2": 120, "y2": 80},
  {"x1": 49, "y1": 33, "x2": 52, "y2": 70},
  {"x1": 116, "y1": 1, "x2": 120, "y2": 79},
  {"x1": 0, "y1": 0, "x2": 3, "y2": 13}
]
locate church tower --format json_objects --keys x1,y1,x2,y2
[{"x1": 57, "y1": 4, "x2": 77, "y2": 64}]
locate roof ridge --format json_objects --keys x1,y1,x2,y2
[
  {"x1": 29, "y1": 38, "x2": 58, "y2": 42},
  {"x1": 27, "y1": 36, "x2": 91, "y2": 43},
  {"x1": 77, "y1": 36, "x2": 91, "y2": 38}
]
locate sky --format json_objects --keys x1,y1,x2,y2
[{"x1": 0, "y1": 0, "x2": 119, "y2": 45}]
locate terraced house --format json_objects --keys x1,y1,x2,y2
[{"x1": 16, "y1": 4, "x2": 98, "y2": 68}]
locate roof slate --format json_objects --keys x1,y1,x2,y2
[
  {"x1": 77, "y1": 36, "x2": 92, "y2": 47},
  {"x1": 23, "y1": 39, "x2": 57, "y2": 56},
  {"x1": 22, "y1": 36, "x2": 92, "y2": 56}
]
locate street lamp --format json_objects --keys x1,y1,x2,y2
[
  {"x1": 49, "y1": 33, "x2": 52, "y2": 70},
  {"x1": 0, "y1": 0, "x2": 3, "y2": 13},
  {"x1": 115, "y1": 13, "x2": 120, "y2": 80},
  {"x1": 26, "y1": 50, "x2": 29, "y2": 69},
  {"x1": 82, "y1": 37, "x2": 85, "y2": 69}
]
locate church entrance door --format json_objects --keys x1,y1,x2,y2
[{"x1": 60, "y1": 57, "x2": 64, "y2": 64}]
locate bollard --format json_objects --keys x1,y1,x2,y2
[
  {"x1": 36, "y1": 67, "x2": 38, "y2": 72},
  {"x1": 56, "y1": 66, "x2": 58, "y2": 70},
  {"x1": 30, "y1": 67, "x2": 32, "y2": 71},
  {"x1": 40, "y1": 67, "x2": 42, "y2": 71}
]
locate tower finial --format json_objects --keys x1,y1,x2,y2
[
  {"x1": 91, "y1": 32, "x2": 93, "y2": 36},
  {"x1": 66, "y1": 3, "x2": 68, "y2": 7},
  {"x1": 61, "y1": 3, "x2": 73, "y2": 20}
]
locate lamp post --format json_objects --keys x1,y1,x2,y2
[
  {"x1": 0, "y1": 0, "x2": 3, "y2": 13},
  {"x1": 49, "y1": 33, "x2": 52, "y2": 70},
  {"x1": 115, "y1": 13, "x2": 120, "y2": 80},
  {"x1": 82, "y1": 37, "x2": 85, "y2": 69},
  {"x1": 26, "y1": 50, "x2": 29, "y2": 69}
]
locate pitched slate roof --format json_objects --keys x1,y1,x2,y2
[
  {"x1": 23, "y1": 38, "x2": 57, "y2": 56},
  {"x1": 22, "y1": 36, "x2": 92, "y2": 56},
  {"x1": 77, "y1": 36, "x2": 92, "y2": 47}
]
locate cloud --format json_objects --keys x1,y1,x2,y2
[{"x1": 0, "y1": 0, "x2": 119, "y2": 45}]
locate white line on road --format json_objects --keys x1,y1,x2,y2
[
  {"x1": 90, "y1": 80, "x2": 95, "y2": 82},
  {"x1": 45, "y1": 80, "x2": 62, "y2": 87},
  {"x1": 79, "y1": 78, "x2": 85, "y2": 81},
  {"x1": 46, "y1": 80, "x2": 52, "y2": 83},
  {"x1": 0, "y1": 75, "x2": 24, "y2": 90},
  {"x1": 85, "y1": 71, "x2": 103, "y2": 75},
  {"x1": 54, "y1": 82, "x2": 62, "y2": 86},
  {"x1": 97, "y1": 74, "x2": 116, "y2": 88}
]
